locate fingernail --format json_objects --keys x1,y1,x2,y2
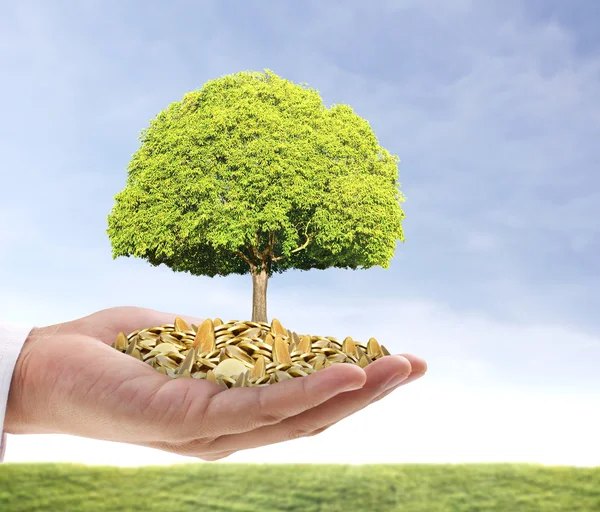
[{"x1": 385, "y1": 372, "x2": 409, "y2": 390}]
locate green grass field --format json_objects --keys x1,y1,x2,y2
[{"x1": 1, "y1": 463, "x2": 598, "y2": 511}]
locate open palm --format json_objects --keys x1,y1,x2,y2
[{"x1": 6, "y1": 307, "x2": 426, "y2": 461}]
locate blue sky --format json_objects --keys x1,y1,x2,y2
[{"x1": 1, "y1": 1, "x2": 599, "y2": 465}]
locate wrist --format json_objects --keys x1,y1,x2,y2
[{"x1": 4, "y1": 326, "x2": 53, "y2": 435}]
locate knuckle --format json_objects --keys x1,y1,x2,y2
[
  {"x1": 199, "y1": 453, "x2": 223, "y2": 462},
  {"x1": 253, "y1": 374, "x2": 320, "y2": 428},
  {"x1": 309, "y1": 425, "x2": 330, "y2": 437},
  {"x1": 255, "y1": 389, "x2": 286, "y2": 425},
  {"x1": 200, "y1": 450, "x2": 235, "y2": 462},
  {"x1": 373, "y1": 386, "x2": 398, "y2": 404},
  {"x1": 164, "y1": 437, "x2": 214, "y2": 457},
  {"x1": 289, "y1": 423, "x2": 320, "y2": 440},
  {"x1": 299, "y1": 374, "x2": 315, "y2": 406}
]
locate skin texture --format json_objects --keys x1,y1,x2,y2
[{"x1": 5, "y1": 306, "x2": 427, "y2": 461}]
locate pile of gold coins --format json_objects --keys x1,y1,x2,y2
[{"x1": 112, "y1": 317, "x2": 390, "y2": 389}]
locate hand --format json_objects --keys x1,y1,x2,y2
[{"x1": 5, "y1": 306, "x2": 427, "y2": 461}]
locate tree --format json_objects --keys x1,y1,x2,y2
[{"x1": 107, "y1": 70, "x2": 405, "y2": 323}]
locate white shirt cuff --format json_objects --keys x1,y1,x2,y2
[{"x1": 0, "y1": 323, "x2": 33, "y2": 462}]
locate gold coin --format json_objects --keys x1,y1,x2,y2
[
  {"x1": 125, "y1": 337, "x2": 137, "y2": 355},
  {"x1": 114, "y1": 332, "x2": 128, "y2": 351},
  {"x1": 251, "y1": 355, "x2": 266, "y2": 378},
  {"x1": 342, "y1": 336, "x2": 357, "y2": 356},
  {"x1": 264, "y1": 333, "x2": 274, "y2": 347},
  {"x1": 297, "y1": 335, "x2": 311, "y2": 353},
  {"x1": 178, "y1": 348, "x2": 196, "y2": 374},
  {"x1": 273, "y1": 335, "x2": 292, "y2": 364},
  {"x1": 225, "y1": 344, "x2": 255, "y2": 366},
  {"x1": 367, "y1": 337, "x2": 381, "y2": 357},
  {"x1": 213, "y1": 358, "x2": 247, "y2": 379},
  {"x1": 114, "y1": 318, "x2": 393, "y2": 388},
  {"x1": 174, "y1": 317, "x2": 191, "y2": 332},
  {"x1": 271, "y1": 318, "x2": 287, "y2": 336},
  {"x1": 194, "y1": 318, "x2": 215, "y2": 352}
]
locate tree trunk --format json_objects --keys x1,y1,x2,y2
[{"x1": 251, "y1": 267, "x2": 268, "y2": 324}]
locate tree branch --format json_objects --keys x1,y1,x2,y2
[
  {"x1": 270, "y1": 221, "x2": 315, "y2": 263},
  {"x1": 290, "y1": 220, "x2": 313, "y2": 254},
  {"x1": 268, "y1": 231, "x2": 276, "y2": 258},
  {"x1": 247, "y1": 242, "x2": 260, "y2": 261},
  {"x1": 267, "y1": 231, "x2": 284, "y2": 262},
  {"x1": 256, "y1": 230, "x2": 276, "y2": 261},
  {"x1": 235, "y1": 250, "x2": 253, "y2": 267},
  {"x1": 290, "y1": 237, "x2": 313, "y2": 253}
]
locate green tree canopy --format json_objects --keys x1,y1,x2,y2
[{"x1": 107, "y1": 70, "x2": 405, "y2": 322}]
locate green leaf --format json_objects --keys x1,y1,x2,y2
[{"x1": 107, "y1": 69, "x2": 405, "y2": 278}]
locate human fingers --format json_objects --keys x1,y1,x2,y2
[
  {"x1": 366, "y1": 353, "x2": 427, "y2": 404},
  {"x1": 396, "y1": 354, "x2": 427, "y2": 375},
  {"x1": 202, "y1": 355, "x2": 425, "y2": 458},
  {"x1": 369, "y1": 354, "x2": 427, "y2": 405},
  {"x1": 166, "y1": 362, "x2": 367, "y2": 443},
  {"x1": 189, "y1": 355, "x2": 412, "y2": 454},
  {"x1": 143, "y1": 363, "x2": 367, "y2": 456}
]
